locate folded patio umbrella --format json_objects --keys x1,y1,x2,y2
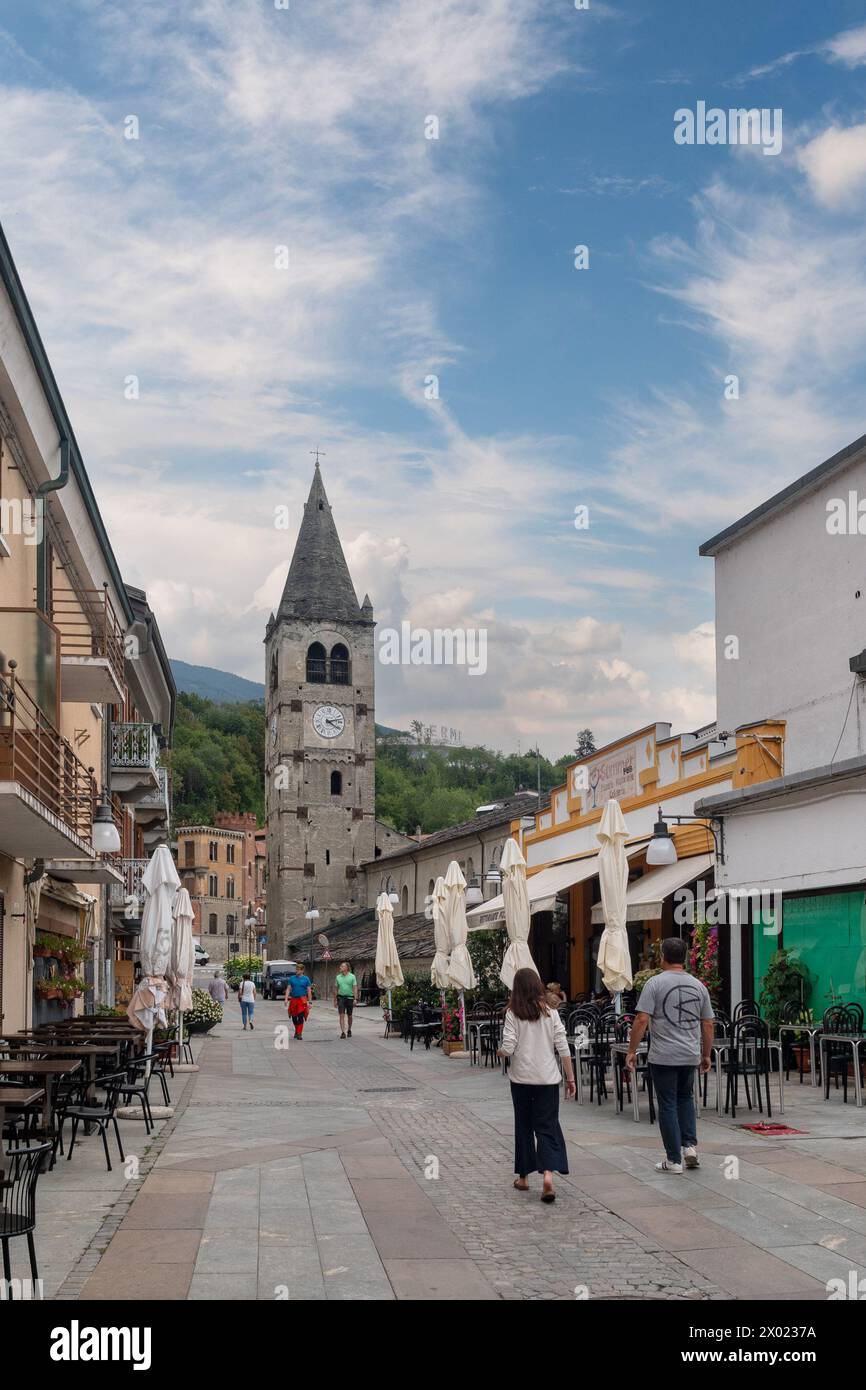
[
  {"x1": 429, "y1": 875, "x2": 450, "y2": 989},
  {"x1": 596, "y1": 798, "x2": 633, "y2": 999},
  {"x1": 127, "y1": 845, "x2": 180, "y2": 1047},
  {"x1": 444, "y1": 860, "x2": 477, "y2": 992},
  {"x1": 499, "y1": 836, "x2": 538, "y2": 989},
  {"x1": 167, "y1": 887, "x2": 195, "y2": 1015},
  {"x1": 375, "y1": 891, "x2": 404, "y2": 991}
]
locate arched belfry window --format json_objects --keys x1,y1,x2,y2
[
  {"x1": 270, "y1": 652, "x2": 278, "y2": 690},
  {"x1": 331, "y1": 770, "x2": 342, "y2": 796},
  {"x1": 401, "y1": 885, "x2": 409, "y2": 915},
  {"x1": 330, "y1": 643, "x2": 350, "y2": 685},
  {"x1": 306, "y1": 642, "x2": 327, "y2": 683}
]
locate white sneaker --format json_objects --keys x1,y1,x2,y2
[
  {"x1": 655, "y1": 1159, "x2": 683, "y2": 1174},
  {"x1": 683, "y1": 1146, "x2": 700, "y2": 1169}
]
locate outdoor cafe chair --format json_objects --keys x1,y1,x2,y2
[
  {"x1": 62, "y1": 1072, "x2": 127, "y2": 1172},
  {"x1": 821, "y1": 1005, "x2": 864, "y2": 1105},
  {"x1": 0, "y1": 1141, "x2": 51, "y2": 1292},
  {"x1": 0, "y1": 1079, "x2": 43, "y2": 1148},
  {"x1": 780, "y1": 1000, "x2": 815, "y2": 1084},
  {"x1": 732, "y1": 999, "x2": 761, "y2": 1024},
  {"x1": 725, "y1": 1018, "x2": 774, "y2": 1119},
  {"x1": 406, "y1": 1005, "x2": 441, "y2": 1052}
]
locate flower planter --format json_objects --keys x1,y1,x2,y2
[{"x1": 442, "y1": 1040, "x2": 465, "y2": 1056}]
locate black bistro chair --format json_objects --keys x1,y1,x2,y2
[
  {"x1": 725, "y1": 1018, "x2": 773, "y2": 1118},
  {"x1": 781, "y1": 1000, "x2": 814, "y2": 1084},
  {"x1": 822, "y1": 1005, "x2": 865, "y2": 1104},
  {"x1": 0, "y1": 1141, "x2": 52, "y2": 1292},
  {"x1": 62, "y1": 1072, "x2": 127, "y2": 1172}
]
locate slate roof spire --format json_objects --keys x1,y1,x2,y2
[{"x1": 278, "y1": 462, "x2": 363, "y2": 623}]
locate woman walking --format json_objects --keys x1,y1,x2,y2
[
  {"x1": 238, "y1": 973, "x2": 256, "y2": 1030},
  {"x1": 499, "y1": 968, "x2": 575, "y2": 1202}
]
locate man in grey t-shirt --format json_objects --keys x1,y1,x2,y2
[{"x1": 626, "y1": 937, "x2": 714, "y2": 1174}]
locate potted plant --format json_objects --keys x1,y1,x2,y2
[
  {"x1": 759, "y1": 948, "x2": 810, "y2": 1038},
  {"x1": 689, "y1": 921, "x2": 722, "y2": 1003},
  {"x1": 184, "y1": 987, "x2": 223, "y2": 1034},
  {"x1": 35, "y1": 977, "x2": 63, "y2": 1001},
  {"x1": 441, "y1": 1003, "x2": 463, "y2": 1055}
]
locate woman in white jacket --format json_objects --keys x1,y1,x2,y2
[{"x1": 498, "y1": 967, "x2": 575, "y2": 1202}]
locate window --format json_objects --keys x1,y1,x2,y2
[
  {"x1": 325, "y1": 850, "x2": 330, "y2": 865},
  {"x1": 226, "y1": 843, "x2": 235, "y2": 864},
  {"x1": 226, "y1": 914, "x2": 235, "y2": 936},
  {"x1": 227, "y1": 877, "x2": 235, "y2": 900},
  {"x1": 306, "y1": 642, "x2": 327, "y2": 683},
  {"x1": 209, "y1": 841, "x2": 218, "y2": 862},
  {"x1": 330, "y1": 770, "x2": 342, "y2": 796},
  {"x1": 270, "y1": 652, "x2": 278, "y2": 690},
  {"x1": 208, "y1": 875, "x2": 218, "y2": 896},
  {"x1": 330, "y1": 643, "x2": 350, "y2": 684},
  {"x1": 428, "y1": 879, "x2": 435, "y2": 899},
  {"x1": 208, "y1": 913, "x2": 217, "y2": 935},
  {"x1": 401, "y1": 885, "x2": 409, "y2": 916},
  {"x1": 184, "y1": 840, "x2": 194, "y2": 866}
]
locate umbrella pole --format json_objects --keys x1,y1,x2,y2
[
  {"x1": 459, "y1": 988, "x2": 465, "y2": 1046},
  {"x1": 177, "y1": 1009, "x2": 184, "y2": 1062},
  {"x1": 614, "y1": 991, "x2": 622, "y2": 1016},
  {"x1": 145, "y1": 1022, "x2": 154, "y2": 1079}
]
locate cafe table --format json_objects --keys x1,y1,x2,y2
[
  {"x1": 0, "y1": 1059, "x2": 82, "y2": 1167},
  {"x1": 777, "y1": 1021, "x2": 822, "y2": 1088},
  {"x1": 2, "y1": 1041, "x2": 117, "y2": 1100},
  {"x1": 0, "y1": 1086, "x2": 44, "y2": 1180}
]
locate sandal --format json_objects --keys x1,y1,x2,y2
[
  {"x1": 513, "y1": 1178, "x2": 529, "y2": 1191},
  {"x1": 541, "y1": 1185, "x2": 556, "y2": 1203}
]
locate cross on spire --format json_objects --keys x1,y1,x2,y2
[{"x1": 310, "y1": 448, "x2": 326, "y2": 466}]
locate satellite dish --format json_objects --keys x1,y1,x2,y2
[{"x1": 317, "y1": 933, "x2": 329, "y2": 948}]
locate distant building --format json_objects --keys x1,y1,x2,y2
[{"x1": 175, "y1": 822, "x2": 250, "y2": 963}]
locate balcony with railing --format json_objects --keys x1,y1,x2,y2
[
  {"x1": 135, "y1": 764, "x2": 170, "y2": 827},
  {"x1": 0, "y1": 659, "x2": 97, "y2": 856},
  {"x1": 110, "y1": 721, "x2": 159, "y2": 799},
  {"x1": 109, "y1": 857, "x2": 148, "y2": 920},
  {"x1": 51, "y1": 583, "x2": 125, "y2": 705}
]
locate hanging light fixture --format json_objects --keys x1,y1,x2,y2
[
  {"x1": 91, "y1": 796, "x2": 121, "y2": 854},
  {"x1": 646, "y1": 807, "x2": 678, "y2": 866},
  {"x1": 465, "y1": 877, "x2": 483, "y2": 907}
]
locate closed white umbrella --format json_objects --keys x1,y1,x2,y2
[
  {"x1": 597, "y1": 799, "x2": 633, "y2": 1008},
  {"x1": 499, "y1": 836, "x2": 538, "y2": 989},
  {"x1": 430, "y1": 875, "x2": 450, "y2": 989},
  {"x1": 127, "y1": 845, "x2": 179, "y2": 1063},
  {"x1": 444, "y1": 860, "x2": 476, "y2": 1045},
  {"x1": 167, "y1": 887, "x2": 197, "y2": 1070},
  {"x1": 375, "y1": 890, "x2": 404, "y2": 1008}
]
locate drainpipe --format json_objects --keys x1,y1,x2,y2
[{"x1": 36, "y1": 436, "x2": 70, "y2": 613}]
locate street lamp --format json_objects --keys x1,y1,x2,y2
[
  {"x1": 646, "y1": 807, "x2": 725, "y2": 867},
  {"x1": 305, "y1": 898, "x2": 319, "y2": 976},
  {"x1": 465, "y1": 877, "x2": 483, "y2": 907},
  {"x1": 382, "y1": 876, "x2": 400, "y2": 907},
  {"x1": 244, "y1": 903, "x2": 258, "y2": 959},
  {"x1": 91, "y1": 795, "x2": 121, "y2": 854}
]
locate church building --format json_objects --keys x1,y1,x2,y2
[{"x1": 264, "y1": 463, "x2": 413, "y2": 956}]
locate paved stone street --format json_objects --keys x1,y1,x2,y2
[{"x1": 12, "y1": 995, "x2": 866, "y2": 1301}]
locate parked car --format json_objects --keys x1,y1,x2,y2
[
  {"x1": 194, "y1": 942, "x2": 210, "y2": 967},
  {"x1": 262, "y1": 960, "x2": 298, "y2": 1000}
]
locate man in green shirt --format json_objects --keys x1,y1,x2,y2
[{"x1": 334, "y1": 961, "x2": 358, "y2": 1039}]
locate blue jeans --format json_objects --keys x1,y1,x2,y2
[
  {"x1": 240, "y1": 1001, "x2": 254, "y2": 1026},
  {"x1": 650, "y1": 1064, "x2": 697, "y2": 1163}
]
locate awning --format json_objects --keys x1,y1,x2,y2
[
  {"x1": 469, "y1": 842, "x2": 648, "y2": 930},
  {"x1": 591, "y1": 852, "x2": 714, "y2": 924}
]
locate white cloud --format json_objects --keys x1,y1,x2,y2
[
  {"x1": 824, "y1": 23, "x2": 866, "y2": 68},
  {"x1": 797, "y1": 122, "x2": 866, "y2": 208}
]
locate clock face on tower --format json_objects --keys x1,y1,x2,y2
[{"x1": 313, "y1": 704, "x2": 345, "y2": 739}]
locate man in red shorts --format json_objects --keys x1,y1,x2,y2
[{"x1": 285, "y1": 963, "x2": 313, "y2": 1039}]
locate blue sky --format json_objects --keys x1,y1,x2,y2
[{"x1": 2, "y1": 1, "x2": 866, "y2": 754}]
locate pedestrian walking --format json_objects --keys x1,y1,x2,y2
[
  {"x1": 238, "y1": 973, "x2": 256, "y2": 1030},
  {"x1": 626, "y1": 936, "x2": 714, "y2": 1174},
  {"x1": 334, "y1": 960, "x2": 358, "y2": 1038},
  {"x1": 286, "y1": 963, "x2": 313, "y2": 1039},
  {"x1": 498, "y1": 967, "x2": 576, "y2": 1203},
  {"x1": 208, "y1": 971, "x2": 228, "y2": 1004}
]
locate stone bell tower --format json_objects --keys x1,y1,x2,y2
[{"x1": 264, "y1": 463, "x2": 375, "y2": 955}]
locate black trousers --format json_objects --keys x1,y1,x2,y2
[{"x1": 510, "y1": 1082, "x2": 569, "y2": 1176}]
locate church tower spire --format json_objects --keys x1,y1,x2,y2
[{"x1": 278, "y1": 464, "x2": 363, "y2": 623}]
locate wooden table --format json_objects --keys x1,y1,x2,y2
[
  {"x1": 0, "y1": 1059, "x2": 82, "y2": 1167},
  {"x1": 2, "y1": 1042, "x2": 118, "y2": 1099},
  {"x1": 0, "y1": 1086, "x2": 44, "y2": 1184}
]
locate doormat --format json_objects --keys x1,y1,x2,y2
[{"x1": 738, "y1": 1121, "x2": 808, "y2": 1136}]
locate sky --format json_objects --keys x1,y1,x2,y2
[{"x1": 2, "y1": 0, "x2": 866, "y2": 756}]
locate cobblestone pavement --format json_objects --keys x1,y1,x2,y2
[{"x1": 30, "y1": 995, "x2": 866, "y2": 1301}]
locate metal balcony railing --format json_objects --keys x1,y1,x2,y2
[
  {"x1": 0, "y1": 661, "x2": 96, "y2": 840},
  {"x1": 137, "y1": 764, "x2": 170, "y2": 813},
  {"x1": 110, "y1": 721, "x2": 158, "y2": 772},
  {"x1": 50, "y1": 583, "x2": 125, "y2": 689},
  {"x1": 108, "y1": 857, "x2": 149, "y2": 910}
]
